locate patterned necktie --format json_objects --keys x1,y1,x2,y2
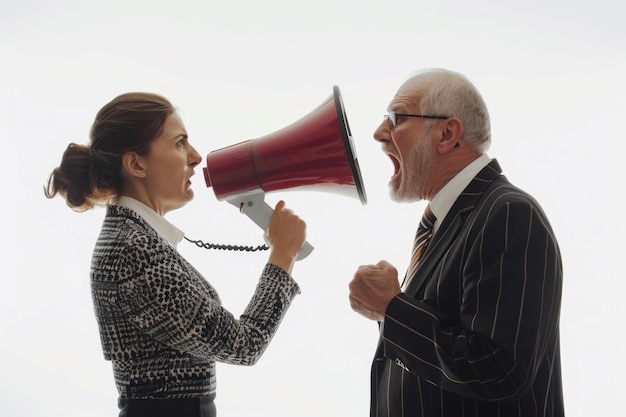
[{"x1": 403, "y1": 205, "x2": 437, "y2": 289}]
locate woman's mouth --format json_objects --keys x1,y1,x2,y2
[{"x1": 186, "y1": 171, "x2": 195, "y2": 188}]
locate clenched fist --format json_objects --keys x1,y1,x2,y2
[{"x1": 348, "y1": 260, "x2": 401, "y2": 322}]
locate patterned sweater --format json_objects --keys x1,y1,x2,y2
[{"x1": 90, "y1": 205, "x2": 300, "y2": 399}]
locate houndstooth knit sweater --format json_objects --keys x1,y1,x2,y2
[{"x1": 90, "y1": 205, "x2": 300, "y2": 399}]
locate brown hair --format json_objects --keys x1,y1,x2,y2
[{"x1": 44, "y1": 92, "x2": 175, "y2": 211}]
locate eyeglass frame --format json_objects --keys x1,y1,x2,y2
[{"x1": 384, "y1": 110, "x2": 449, "y2": 129}]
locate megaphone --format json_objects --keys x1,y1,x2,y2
[{"x1": 202, "y1": 86, "x2": 367, "y2": 261}]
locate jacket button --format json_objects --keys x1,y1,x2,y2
[{"x1": 394, "y1": 358, "x2": 409, "y2": 372}]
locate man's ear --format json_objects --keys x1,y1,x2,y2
[
  {"x1": 437, "y1": 117, "x2": 464, "y2": 154},
  {"x1": 121, "y1": 152, "x2": 147, "y2": 178}
]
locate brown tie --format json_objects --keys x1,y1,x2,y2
[{"x1": 403, "y1": 205, "x2": 436, "y2": 289}]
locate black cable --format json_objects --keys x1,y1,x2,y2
[{"x1": 184, "y1": 236, "x2": 269, "y2": 252}]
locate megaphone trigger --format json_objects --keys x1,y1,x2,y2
[{"x1": 226, "y1": 189, "x2": 314, "y2": 260}]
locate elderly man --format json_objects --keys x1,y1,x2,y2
[{"x1": 349, "y1": 68, "x2": 564, "y2": 417}]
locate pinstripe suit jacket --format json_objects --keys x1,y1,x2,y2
[{"x1": 371, "y1": 159, "x2": 564, "y2": 417}]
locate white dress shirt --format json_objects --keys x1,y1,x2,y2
[{"x1": 429, "y1": 153, "x2": 491, "y2": 235}]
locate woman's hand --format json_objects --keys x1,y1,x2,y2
[{"x1": 265, "y1": 200, "x2": 306, "y2": 274}]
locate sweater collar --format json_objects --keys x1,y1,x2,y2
[{"x1": 114, "y1": 196, "x2": 184, "y2": 248}]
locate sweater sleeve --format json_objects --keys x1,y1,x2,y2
[{"x1": 115, "y1": 235, "x2": 300, "y2": 365}]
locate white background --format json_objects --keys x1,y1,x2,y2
[{"x1": 1, "y1": 0, "x2": 624, "y2": 416}]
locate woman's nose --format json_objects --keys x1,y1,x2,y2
[{"x1": 189, "y1": 145, "x2": 202, "y2": 166}]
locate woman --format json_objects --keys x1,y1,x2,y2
[{"x1": 45, "y1": 92, "x2": 307, "y2": 417}]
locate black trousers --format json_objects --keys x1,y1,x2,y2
[{"x1": 118, "y1": 395, "x2": 216, "y2": 417}]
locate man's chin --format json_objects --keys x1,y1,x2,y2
[
  {"x1": 388, "y1": 184, "x2": 421, "y2": 203},
  {"x1": 388, "y1": 188, "x2": 406, "y2": 203}
]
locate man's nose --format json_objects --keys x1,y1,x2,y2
[{"x1": 373, "y1": 119, "x2": 390, "y2": 143}]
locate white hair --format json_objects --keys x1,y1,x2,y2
[{"x1": 408, "y1": 68, "x2": 491, "y2": 153}]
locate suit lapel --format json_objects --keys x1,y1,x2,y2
[{"x1": 404, "y1": 159, "x2": 503, "y2": 297}]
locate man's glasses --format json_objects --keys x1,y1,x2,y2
[{"x1": 384, "y1": 111, "x2": 448, "y2": 129}]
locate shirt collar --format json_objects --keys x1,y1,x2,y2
[
  {"x1": 114, "y1": 196, "x2": 185, "y2": 248},
  {"x1": 429, "y1": 153, "x2": 491, "y2": 234}
]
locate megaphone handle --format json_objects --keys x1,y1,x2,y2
[{"x1": 227, "y1": 191, "x2": 314, "y2": 261}]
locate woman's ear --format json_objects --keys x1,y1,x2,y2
[
  {"x1": 437, "y1": 117, "x2": 464, "y2": 154},
  {"x1": 121, "y1": 152, "x2": 147, "y2": 178}
]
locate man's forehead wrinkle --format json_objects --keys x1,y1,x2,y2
[{"x1": 389, "y1": 90, "x2": 423, "y2": 112}]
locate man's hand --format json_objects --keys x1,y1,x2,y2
[{"x1": 349, "y1": 260, "x2": 401, "y2": 322}]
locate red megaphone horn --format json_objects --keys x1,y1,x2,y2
[{"x1": 203, "y1": 86, "x2": 366, "y2": 261}]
